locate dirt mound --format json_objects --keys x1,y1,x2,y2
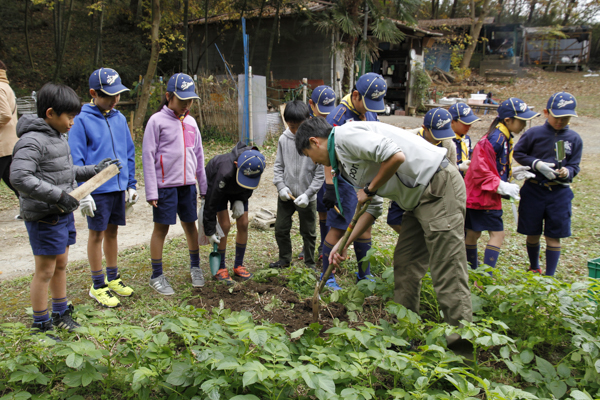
[{"x1": 188, "y1": 276, "x2": 348, "y2": 333}]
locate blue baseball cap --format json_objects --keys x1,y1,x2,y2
[
  {"x1": 449, "y1": 103, "x2": 481, "y2": 125},
  {"x1": 547, "y1": 92, "x2": 578, "y2": 117},
  {"x1": 167, "y1": 73, "x2": 199, "y2": 100},
  {"x1": 89, "y1": 68, "x2": 129, "y2": 95},
  {"x1": 356, "y1": 73, "x2": 387, "y2": 113},
  {"x1": 423, "y1": 108, "x2": 454, "y2": 140},
  {"x1": 236, "y1": 150, "x2": 266, "y2": 190},
  {"x1": 311, "y1": 85, "x2": 336, "y2": 115},
  {"x1": 498, "y1": 98, "x2": 540, "y2": 121}
]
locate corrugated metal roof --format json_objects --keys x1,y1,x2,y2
[{"x1": 418, "y1": 17, "x2": 495, "y2": 28}]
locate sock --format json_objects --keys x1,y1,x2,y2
[
  {"x1": 151, "y1": 258, "x2": 163, "y2": 279},
  {"x1": 189, "y1": 249, "x2": 200, "y2": 269},
  {"x1": 466, "y1": 244, "x2": 479, "y2": 269},
  {"x1": 106, "y1": 266, "x2": 118, "y2": 281},
  {"x1": 483, "y1": 245, "x2": 501, "y2": 268},
  {"x1": 91, "y1": 269, "x2": 105, "y2": 289},
  {"x1": 526, "y1": 241, "x2": 541, "y2": 271},
  {"x1": 354, "y1": 238, "x2": 372, "y2": 278},
  {"x1": 321, "y1": 240, "x2": 334, "y2": 278},
  {"x1": 33, "y1": 308, "x2": 50, "y2": 323},
  {"x1": 52, "y1": 297, "x2": 68, "y2": 316},
  {"x1": 234, "y1": 243, "x2": 246, "y2": 267},
  {"x1": 319, "y1": 219, "x2": 329, "y2": 253},
  {"x1": 545, "y1": 245, "x2": 561, "y2": 276},
  {"x1": 219, "y1": 249, "x2": 226, "y2": 270}
]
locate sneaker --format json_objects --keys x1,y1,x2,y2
[
  {"x1": 268, "y1": 260, "x2": 290, "y2": 269},
  {"x1": 106, "y1": 274, "x2": 134, "y2": 297},
  {"x1": 320, "y1": 273, "x2": 342, "y2": 291},
  {"x1": 528, "y1": 268, "x2": 542, "y2": 274},
  {"x1": 215, "y1": 268, "x2": 234, "y2": 285},
  {"x1": 190, "y1": 268, "x2": 205, "y2": 288},
  {"x1": 89, "y1": 284, "x2": 121, "y2": 307},
  {"x1": 233, "y1": 265, "x2": 253, "y2": 281},
  {"x1": 356, "y1": 272, "x2": 375, "y2": 283},
  {"x1": 149, "y1": 274, "x2": 175, "y2": 295},
  {"x1": 52, "y1": 304, "x2": 81, "y2": 332},
  {"x1": 31, "y1": 319, "x2": 61, "y2": 342},
  {"x1": 298, "y1": 249, "x2": 305, "y2": 260}
]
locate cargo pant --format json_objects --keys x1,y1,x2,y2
[
  {"x1": 274, "y1": 197, "x2": 317, "y2": 268},
  {"x1": 393, "y1": 162, "x2": 472, "y2": 327}
]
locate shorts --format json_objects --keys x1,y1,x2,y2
[
  {"x1": 387, "y1": 201, "x2": 405, "y2": 226},
  {"x1": 517, "y1": 180, "x2": 573, "y2": 238},
  {"x1": 465, "y1": 208, "x2": 503, "y2": 232},
  {"x1": 316, "y1": 184, "x2": 327, "y2": 213},
  {"x1": 326, "y1": 178, "x2": 358, "y2": 230},
  {"x1": 25, "y1": 213, "x2": 76, "y2": 256},
  {"x1": 87, "y1": 191, "x2": 126, "y2": 231},
  {"x1": 153, "y1": 185, "x2": 198, "y2": 225},
  {"x1": 216, "y1": 197, "x2": 249, "y2": 213}
]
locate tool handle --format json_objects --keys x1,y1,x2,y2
[{"x1": 70, "y1": 165, "x2": 120, "y2": 201}]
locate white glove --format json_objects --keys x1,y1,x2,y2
[
  {"x1": 512, "y1": 165, "x2": 536, "y2": 181},
  {"x1": 278, "y1": 187, "x2": 292, "y2": 201},
  {"x1": 294, "y1": 193, "x2": 310, "y2": 208},
  {"x1": 209, "y1": 234, "x2": 220, "y2": 245},
  {"x1": 80, "y1": 195, "x2": 96, "y2": 218},
  {"x1": 497, "y1": 181, "x2": 521, "y2": 200},
  {"x1": 231, "y1": 200, "x2": 244, "y2": 219},
  {"x1": 126, "y1": 188, "x2": 139, "y2": 204},
  {"x1": 533, "y1": 160, "x2": 557, "y2": 180},
  {"x1": 458, "y1": 160, "x2": 471, "y2": 172}
]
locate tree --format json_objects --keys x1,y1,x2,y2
[
  {"x1": 460, "y1": 0, "x2": 494, "y2": 69},
  {"x1": 134, "y1": 0, "x2": 161, "y2": 131}
]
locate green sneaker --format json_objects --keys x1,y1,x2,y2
[
  {"x1": 105, "y1": 274, "x2": 134, "y2": 297},
  {"x1": 89, "y1": 284, "x2": 121, "y2": 308}
]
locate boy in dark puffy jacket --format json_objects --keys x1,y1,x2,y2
[{"x1": 10, "y1": 83, "x2": 117, "y2": 339}]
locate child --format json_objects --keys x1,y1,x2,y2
[
  {"x1": 69, "y1": 68, "x2": 137, "y2": 308},
  {"x1": 322, "y1": 72, "x2": 387, "y2": 289},
  {"x1": 10, "y1": 83, "x2": 117, "y2": 337},
  {"x1": 449, "y1": 103, "x2": 480, "y2": 176},
  {"x1": 269, "y1": 100, "x2": 324, "y2": 270},
  {"x1": 513, "y1": 92, "x2": 582, "y2": 276},
  {"x1": 464, "y1": 98, "x2": 539, "y2": 270},
  {"x1": 203, "y1": 144, "x2": 266, "y2": 284},
  {"x1": 142, "y1": 73, "x2": 207, "y2": 295}
]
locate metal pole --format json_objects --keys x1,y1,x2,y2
[
  {"x1": 361, "y1": 1, "x2": 368, "y2": 75},
  {"x1": 243, "y1": 18, "x2": 250, "y2": 144},
  {"x1": 249, "y1": 66, "x2": 254, "y2": 144},
  {"x1": 302, "y1": 77, "x2": 307, "y2": 103}
]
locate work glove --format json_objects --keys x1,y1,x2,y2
[
  {"x1": 231, "y1": 200, "x2": 244, "y2": 219},
  {"x1": 512, "y1": 165, "x2": 536, "y2": 181},
  {"x1": 294, "y1": 193, "x2": 310, "y2": 209},
  {"x1": 94, "y1": 158, "x2": 122, "y2": 174},
  {"x1": 278, "y1": 187, "x2": 292, "y2": 201},
  {"x1": 80, "y1": 194, "x2": 96, "y2": 218},
  {"x1": 126, "y1": 188, "x2": 139, "y2": 205},
  {"x1": 496, "y1": 181, "x2": 520, "y2": 201},
  {"x1": 458, "y1": 160, "x2": 471, "y2": 172},
  {"x1": 209, "y1": 234, "x2": 220, "y2": 245},
  {"x1": 533, "y1": 160, "x2": 557, "y2": 180},
  {"x1": 323, "y1": 183, "x2": 337, "y2": 209},
  {"x1": 56, "y1": 191, "x2": 80, "y2": 213}
]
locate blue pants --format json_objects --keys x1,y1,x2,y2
[
  {"x1": 465, "y1": 208, "x2": 503, "y2": 232},
  {"x1": 326, "y1": 178, "x2": 358, "y2": 230},
  {"x1": 87, "y1": 191, "x2": 126, "y2": 231},
  {"x1": 26, "y1": 213, "x2": 76, "y2": 256},
  {"x1": 386, "y1": 201, "x2": 405, "y2": 225},
  {"x1": 153, "y1": 185, "x2": 198, "y2": 225},
  {"x1": 517, "y1": 181, "x2": 573, "y2": 238}
]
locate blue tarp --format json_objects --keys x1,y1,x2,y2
[{"x1": 425, "y1": 45, "x2": 452, "y2": 72}]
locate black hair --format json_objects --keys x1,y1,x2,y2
[
  {"x1": 155, "y1": 91, "x2": 174, "y2": 114},
  {"x1": 94, "y1": 89, "x2": 112, "y2": 98},
  {"x1": 37, "y1": 83, "x2": 81, "y2": 118},
  {"x1": 485, "y1": 116, "x2": 514, "y2": 136},
  {"x1": 294, "y1": 116, "x2": 332, "y2": 155},
  {"x1": 283, "y1": 100, "x2": 310, "y2": 124}
]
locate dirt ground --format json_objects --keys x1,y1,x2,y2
[{"x1": 1, "y1": 106, "x2": 599, "y2": 281}]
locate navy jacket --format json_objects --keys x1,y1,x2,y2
[{"x1": 514, "y1": 120, "x2": 582, "y2": 184}]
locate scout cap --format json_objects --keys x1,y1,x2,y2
[
  {"x1": 547, "y1": 92, "x2": 578, "y2": 117},
  {"x1": 311, "y1": 85, "x2": 336, "y2": 115},
  {"x1": 449, "y1": 103, "x2": 481, "y2": 125},
  {"x1": 89, "y1": 68, "x2": 130, "y2": 95},
  {"x1": 423, "y1": 108, "x2": 454, "y2": 140},
  {"x1": 167, "y1": 73, "x2": 199, "y2": 100},
  {"x1": 356, "y1": 72, "x2": 387, "y2": 113},
  {"x1": 498, "y1": 97, "x2": 540, "y2": 120},
  {"x1": 236, "y1": 150, "x2": 266, "y2": 190}
]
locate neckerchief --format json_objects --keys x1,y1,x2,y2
[
  {"x1": 90, "y1": 99, "x2": 111, "y2": 117},
  {"x1": 326, "y1": 128, "x2": 344, "y2": 216},
  {"x1": 417, "y1": 127, "x2": 440, "y2": 146},
  {"x1": 340, "y1": 94, "x2": 365, "y2": 121},
  {"x1": 496, "y1": 122, "x2": 514, "y2": 179},
  {"x1": 455, "y1": 134, "x2": 469, "y2": 163}
]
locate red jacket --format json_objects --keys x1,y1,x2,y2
[{"x1": 465, "y1": 137, "x2": 502, "y2": 210}]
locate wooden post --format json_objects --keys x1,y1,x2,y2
[{"x1": 129, "y1": 111, "x2": 135, "y2": 140}]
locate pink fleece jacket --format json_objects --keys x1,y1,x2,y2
[{"x1": 142, "y1": 106, "x2": 207, "y2": 201}]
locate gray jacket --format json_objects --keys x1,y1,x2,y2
[
  {"x1": 273, "y1": 128, "x2": 324, "y2": 201},
  {"x1": 10, "y1": 115, "x2": 96, "y2": 221}
]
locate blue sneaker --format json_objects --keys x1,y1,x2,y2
[
  {"x1": 320, "y1": 273, "x2": 342, "y2": 291},
  {"x1": 356, "y1": 272, "x2": 375, "y2": 283}
]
